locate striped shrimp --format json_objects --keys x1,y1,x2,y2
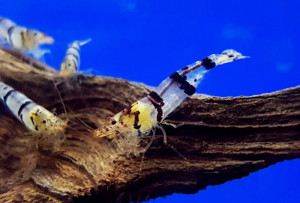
[
  {"x1": 0, "y1": 82, "x2": 67, "y2": 149},
  {"x1": 94, "y1": 49, "x2": 248, "y2": 143},
  {"x1": 59, "y1": 39, "x2": 91, "y2": 78},
  {"x1": 0, "y1": 17, "x2": 54, "y2": 59}
]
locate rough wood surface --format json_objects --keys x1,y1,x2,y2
[{"x1": 0, "y1": 48, "x2": 299, "y2": 202}]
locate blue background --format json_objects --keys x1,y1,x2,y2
[{"x1": 1, "y1": 0, "x2": 299, "y2": 202}]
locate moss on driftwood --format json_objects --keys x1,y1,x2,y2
[{"x1": 0, "y1": 48, "x2": 299, "y2": 202}]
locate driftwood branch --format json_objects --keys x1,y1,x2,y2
[{"x1": 0, "y1": 48, "x2": 299, "y2": 202}]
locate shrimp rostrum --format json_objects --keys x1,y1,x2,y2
[{"x1": 94, "y1": 49, "x2": 248, "y2": 143}]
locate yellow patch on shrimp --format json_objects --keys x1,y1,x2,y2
[
  {"x1": 116, "y1": 100, "x2": 157, "y2": 134},
  {"x1": 59, "y1": 59, "x2": 77, "y2": 77},
  {"x1": 94, "y1": 100, "x2": 157, "y2": 139},
  {"x1": 131, "y1": 101, "x2": 157, "y2": 133},
  {"x1": 28, "y1": 106, "x2": 67, "y2": 134}
]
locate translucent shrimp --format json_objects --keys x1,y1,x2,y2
[
  {"x1": 156, "y1": 49, "x2": 249, "y2": 119},
  {"x1": 0, "y1": 82, "x2": 67, "y2": 135},
  {"x1": 0, "y1": 17, "x2": 54, "y2": 59},
  {"x1": 59, "y1": 39, "x2": 91, "y2": 78},
  {"x1": 94, "y1": 49, "x2": 248, "y2": 140}
]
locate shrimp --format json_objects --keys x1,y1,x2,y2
[
  {"x1": 0, "y1": 17, "x2": 54, "y2": 59},
  {"x1": 0, "y1": 82, "x2": 67, "y2": 135},
  {"x1": 59, "y1": 39, "x2": 91, "y2": 78},
  {"x1": 94, "y1": 49, "x2": 249, "y2": 142}
]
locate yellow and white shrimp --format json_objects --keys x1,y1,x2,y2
[
  {"x1": 59, "y1": 39, "x2": 91, "y2": 78},
  {"x1": 0, "y1": 82, "x2": 66, "y2": 135},
  {"x1": 0, "y1": 17, "x2": 54, "y2": 59},
  {"x1": 94, "y1": 49, "x2": 248, "y2": 142}
]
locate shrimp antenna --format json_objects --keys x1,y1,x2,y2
[
  {"x1": 51, "y1": 79, "x2": 69, "y2": 121},
  {"x1": 52, "y1": 78, "x2": 94, "y2": 133},
  {"x1": 63, "y1": 104, "x2": 94, "y2": 132}
]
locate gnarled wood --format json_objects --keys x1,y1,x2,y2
[{"x1": 0, "y1": 48, "x2": 299, "y2": 202}]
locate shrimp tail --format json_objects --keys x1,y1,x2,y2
[{"x1": 77, "y1": 38, "x2": 92, "y2": 46}]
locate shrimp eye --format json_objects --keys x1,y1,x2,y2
[
  {"x1": 68, "y1": 63, "x2": 71, "y2": 67},
  {"x1": 33, "y1": 32, "x2": 38, "y2": 36}
]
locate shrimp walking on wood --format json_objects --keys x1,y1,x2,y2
[
  {"x1": 60, "y1": 39, "x2": 92, "y2": 78},
  {"x1": 0, "y1": 82, "x2": 67, "y2": 135},
  {"x1": 0, "y1": 17, "x2": 54, "y2": 59},
  {"x1": 94, "y1": 49, "x2": 248, "y2": 142}
]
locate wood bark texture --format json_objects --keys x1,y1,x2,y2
[{"x1": 0, "y1": 48, "x2": 299, "y2": 202}]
